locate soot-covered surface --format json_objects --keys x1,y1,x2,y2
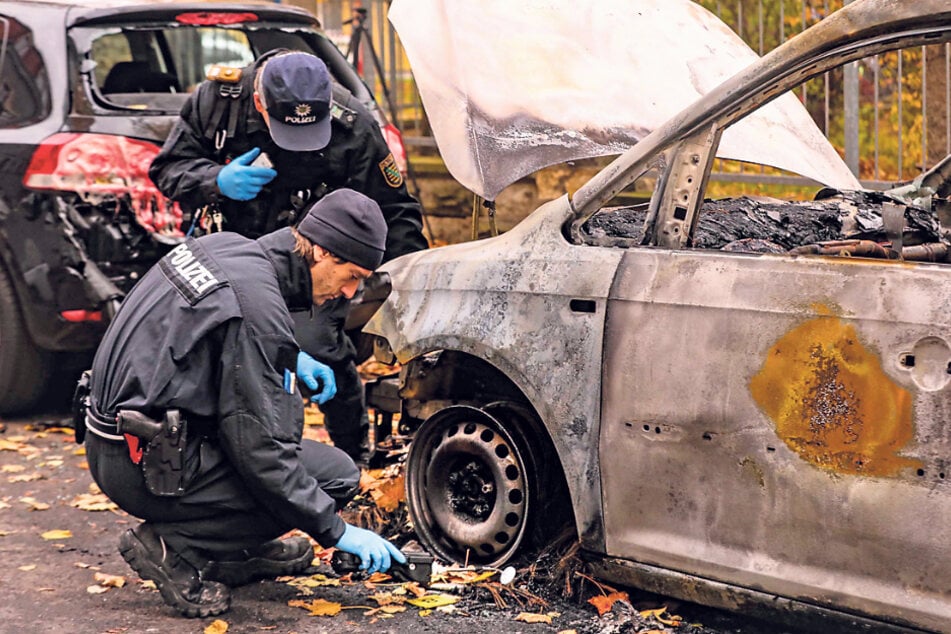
[{"x1": 583, "y1": 190, "x2": 943, "y2": 253}]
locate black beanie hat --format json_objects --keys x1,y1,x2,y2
[{"x1": 296, "y1": 189, "x2": 387, "y2": 270}]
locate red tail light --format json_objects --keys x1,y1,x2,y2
[
  {"x1": 60, "y1": 310, "x2": 103, "y2": 323},
  {"x1": 23, "y1": 133, "x2": 183, "y2": 236},
  {"x1": 382, "y1": 123, "x2": 408, "y2": 175}
]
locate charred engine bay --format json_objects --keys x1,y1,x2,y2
[{"x1": 583, "y1": 189, "x2": 948, "y2": 260}]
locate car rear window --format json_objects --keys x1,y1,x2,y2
[
  {"x1": 0, "y1": 15, "x2": 52, "y2": 128},
  {"x1": 71, "y1": 21, "x2": 344, "y2": 112}
]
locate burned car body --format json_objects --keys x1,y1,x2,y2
[
  {"x1": 367, "y1": 1, "x2": 951, "y2": 631},
  {"x1": 0, "y1": 0, "x2": 403, "y2": 413}
]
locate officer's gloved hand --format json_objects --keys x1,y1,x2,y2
[
  {"x1": 216, "y1": 147, "x2": 277, "y2": 201},
  {"x1": 334, "y1": 523, "x2": 406, "y2": 574},
  {"x1": 296, "y1": 351, "x2": 337, "y2": 404}
]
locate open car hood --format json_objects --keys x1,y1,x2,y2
[{"x1": 389, "y1": 0, "x2": 861, "y2": 200}]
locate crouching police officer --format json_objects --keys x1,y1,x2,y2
[
  {"x1": 78, "y1": 189, "x2": 404, "y2": 618},
  {"x1": 149, "y1": 50, "x2": 428, "y2": 464}
]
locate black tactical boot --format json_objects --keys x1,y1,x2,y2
[
  {"x1": 202, "y1": 536, "x2": 314, "y2": 586},
  {"x1": 119, "y1": 524, "x2": 230, "y2": 618}
]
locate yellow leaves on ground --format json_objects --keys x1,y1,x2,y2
[
  {"x1": 282, "y1": 573, "x2": 341, "y2": 596},
  {"x1": 8, "y1": 472, "x2": 44, "y2": 483},
  {"x1": 515, "y1": 612, "x2": 557, "y2": 624},
  {"x1": 94, "y1": 572, "x2": 126, "y2": 588},
  {"x1": 41, "y1": 529, "x2": 72, "y2": 540},
  {"x1": 204, "y1": 619, "x2": 229, "y2": 634},
  {"x1": 70, "y1": 492, "x2": 117, "y2": 512},
  {"x1": 0, "y1": 438, "x2": 27, "y2": 451},
  {"x1": 588, "y1": 590, "x2": 630, "y2": 616},
  {"x1": 405, "y1": 593, "x2": 459, "y2": 609},
  {"x1": 288, "y1": 598, "x2": 343, "y2": 616},
  {"x1": 434, "y1": 568, "x2": 497, "y2": 584},
  {"x1": 18, "y1": 564, "x2": 36, "y2": 571},
  {"x1": 359, "y1": 466, "x2": 405, "y2": 513},
  {"x1": 1, "y1": 464, "x2": 25, "y2": 472},
  {"x1": 20, "y1": 497, "x2": 50, "y2": 511},
  {"x1": 639, "y1": 606, "x2": 684, "y2": 627}
]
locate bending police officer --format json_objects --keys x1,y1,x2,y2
[
  {"x1": 149, "y1": 50, "x2": 428, "y2": 463},
  {"x1": 83, "y1": 189, "x2": 405, "y2": 617}
]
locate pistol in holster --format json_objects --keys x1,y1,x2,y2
[
  {"x1": 117, "y1": 409, "x2": 187, "y2": 497},
  {"x1": 70, "y1": 370, "x2": 92, "y2": 444}
]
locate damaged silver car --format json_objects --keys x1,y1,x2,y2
[{"x1": 366, "y1": 1, "x2": 951, "y2": 631}]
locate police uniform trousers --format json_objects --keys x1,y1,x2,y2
[
  {"x1": 86, "y1": 431, "x2": 359, "y2": 570},
  {"x1": 293, "y1": 297, "x2": 369, "y2": 462}
]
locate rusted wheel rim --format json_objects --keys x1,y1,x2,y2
[{"x1": 407, "y1": 405, "x2": 530, "y2": 566}]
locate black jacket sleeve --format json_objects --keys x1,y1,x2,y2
[
  {"x1": 215, "y1": 320, "x2": 346, "y2": 547},
  {"x1": 344, "y1": 115, "x2": 428, "y2": 262},
  {"x1": 149, "y1": 84, "x2": 226, "y2": 213}
]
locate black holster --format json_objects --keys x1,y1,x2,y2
[
  {"x1": 117, "y1": 409, "x2": 188, "y2": 497},
  {"x1": 71, "y1": 370, "x2": 91, "y2": 444}
]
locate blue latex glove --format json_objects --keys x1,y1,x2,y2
[
  {"x1": 216, "y1": 147, "x2": 277, "y2": 201},
  {"x1": 334, "y1": 524, "x2": 406, "y2": 574},
  {"x1": 296, "y1": 351, "x2": 337, "y2": 405}
]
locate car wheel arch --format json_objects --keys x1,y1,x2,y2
[{"x1": 398, "y1": 347, "x2": 602, "y2": 561}]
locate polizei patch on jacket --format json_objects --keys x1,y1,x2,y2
[
  {"x1": 159, "y1": 240, "x2": 228, "y2": 305},
  {"x1": 379, "y1": 154, "x2": 403, "y2": 187}
]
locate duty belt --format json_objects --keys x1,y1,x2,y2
[{"x1": 85, "y1": 405, "x2": 124, "y2": 443}]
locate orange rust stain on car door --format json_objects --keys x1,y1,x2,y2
[{"x1": 750, "y1": 312, "x2": 921, "y2": 477}]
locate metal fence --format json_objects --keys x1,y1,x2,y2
[{"x1": 306, "y1": 0, "x2": 947, "y2": 188}]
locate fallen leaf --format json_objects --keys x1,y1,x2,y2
[
  {"x1": 418, "y1": 609, "x2": 433, "y2": 617},
  {"x1": 403, "y1": 582, "x2": 427, "y2": 598},
  {"x1": 86, "y1": 585, "x2": 109, "y2": 594},
  {"x1": 639, "y1": 606, "x2": 684, "y2": 627},
  {"x1": 141, "y1": 580, "x2": 157, "y2": 590},
  {"x1": 588, "y1": 591, "x2": 630, "y2": 616},
  {"x1": 18, "y1": 564, "x2": 36, "y2": 571},
  {"x1": 367, "y1": 473, "x2": 406, "y2": 512},
  {"x1": 70, "y1": 493, "x2": 118, "y2": 512},
  {"x1": 557, "y1": 630, "x2": 579, "y2": 634},
  {"x1": 288, "y1": 598, "x2": 343, "y2": 616},
  {"x1": 367, "y1": 572, "x2": 392, "y2": 583},
  {"x1": 1, "y1": 464, "x2": 25, "y2": 473},
  {"x1": 0, "y1": 439, "x2": 26, "y2": 451},
  {"x1": 364, "y1": 605, "x2": 406, "y2": 616},
  {"x1": 515, "y1": 613, "x2": 553, "y2": 624},
  {"x1": 9, "y1": 473, "x2": 44, "y2": 483},
  {"x1": 73, "y1": 447, "x2": 86, "y2": 456},
  {"x1": 0, "y1": 501, "x2": 11, "y2": 509},
  {"x1": 40, "y1": 459, "x2": 64, "y2": 468},
  {"x1": 204, "y1": 619, "x2": 229, "y2": 634},
  {"x1": 20, "y1": 497, "x2": 50, "y2": 511},
  {"x1": 94, "y1": 572, "x2": 126, "y2": 588},
  {"x1": 41, "y1": 529, "x2": 72, "y2": 540},
  {"x1": 283, "y1": 573, "x2": 340, "y2": 589},
  {"x1": 406, "y1": 594, "x2": 459, "y2": 609},
  {"x1": 370, "y1": 592, "x2": 405, "y2": 606}
]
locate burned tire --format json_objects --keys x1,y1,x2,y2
[
  {"x1": 406, "y1": 402, "x2": 566, "y2": 567},
  {"x1": 0, "y1": 263, "x2": 51, "y2": 414}
]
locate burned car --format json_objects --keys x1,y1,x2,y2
[
  {"x1": 366, "y1": 1, "x2": 951, "y2": 631},
  {"x1": 0, "y1": 0, "x2": 404, "y2": 413}
]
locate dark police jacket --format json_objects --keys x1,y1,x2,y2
[
  {"x1": 88, "y1": 229, "x2": 346, "y2": 547},
  {"x1": 148, "y1": 55, "x2": 427, "y2": 261}
]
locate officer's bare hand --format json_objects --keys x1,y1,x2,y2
[
  {"x1": 335, "y1": 524, "x2": 406, "y2": 574},
  {"x1": 216, "y1": 147, "x2": 277, "y2": 201},
  {"x1": 296, "y1": 351, "x2": 337, "y2": 404}
]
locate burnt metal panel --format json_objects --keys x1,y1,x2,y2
[
  {"x1": 599, "y1": 248, "x2": 951, "y2": 630},
  {"x1": 366, "y1": 196, "x2": 623, "y2": 547}
]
